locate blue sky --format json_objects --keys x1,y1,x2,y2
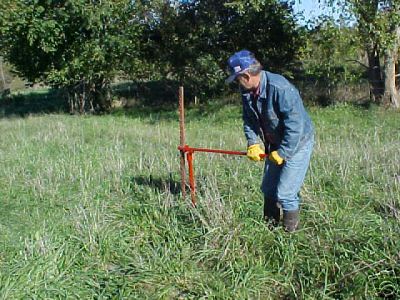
[
  {"x1": 292, "y1": 0, "x2": 339, "y2": 24},
  {"x1": 293, "y1": 0, "x2": 323, "y2": 20}
]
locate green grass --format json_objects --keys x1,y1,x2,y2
[{"x1": 0, "y1": 103, "x2": 399, "y2": 299}]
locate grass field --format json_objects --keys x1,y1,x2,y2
[{"x1": 0, "y1": 102, "x2": 399, "y2": 299}]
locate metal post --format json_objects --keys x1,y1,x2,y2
[{"x1": 178, "y1": 87, "x2": 186, "y2": 199}]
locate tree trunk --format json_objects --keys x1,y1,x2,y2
[
  {"x1": 366, "y1": 44, "x2": 384, "y2": 103},
  {"x1": 67, "y1": 79, "x2": 112, "y2": 114},
  {"x1": 383, "y1": 26, "x2": 400, "y2": 109},
  {"x1": 0, "y1": 57, "x2": 6, "y2": 90},
  {"x1": 383, "y1": 50, "x2": 400, "y2": 108},
  {"x1": 0, "y1": 56, "x2": 10, "y2": 97},
  {"x1": 93, "y1": 79, "x2": 112, "y2": 112}
]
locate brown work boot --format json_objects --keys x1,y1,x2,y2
[
  {"x1": 264, "y1": 198, "x2": 281, "y2": 227},
  {"x1": 283, "y1": 210, "x2": 299, "y2": 232}
]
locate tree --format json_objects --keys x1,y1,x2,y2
[
  {"x1": 380, "y1": 3, "x2": 400, "y2": 108},
  {"x1": 301, "y1": 18, "x2": 363, "y2": 85},
  {"x1": 0, "y1": 0, "x2": 143, "y2": 113},
  {"x1": 144, "y1": 0, "x2": 304, "y2": 99},
  {"x1": 326, "y1": 0, "x2": 400, "y2": 108}
]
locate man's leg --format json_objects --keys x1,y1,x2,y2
[
  {"x1": 277, "y1": 138, "x2": 314, "y2": 231},
  {"x1": 261, "y1": 160, "x2": 281, "y2": 225}
]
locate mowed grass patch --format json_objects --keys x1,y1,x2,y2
[{"x1": 0, "y1": 104, "x2": 399, "y2": 298}]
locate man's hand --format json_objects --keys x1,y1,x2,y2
[
  {"x1": 269, "y1": 151, "x2": 284, "y2": 165},
  {"x1": 247, "y1": 144, "x2": 265, "y2": 161}
]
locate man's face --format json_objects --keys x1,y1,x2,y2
[{"x1": 236, "y1": 73, "x2": 252, "y2": 90}]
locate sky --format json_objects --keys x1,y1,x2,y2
[
  {"x1": 292, "y1": 0, "x2": 339, "y2": 25},
  {"x1": 293, "y1": 0, "x2": 323, "y2": 20}
]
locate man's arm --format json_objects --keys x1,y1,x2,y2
[
  {"x1": 276, "y1": 87, "x2": 304, "y2": 160},
  {"x1": 242, "y1": 97, "x2": 260, "y2": 146}
]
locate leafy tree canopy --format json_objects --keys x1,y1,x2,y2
[
  {"x1": 141, "y1": 0, "x2": 304, "y2": 98},
  {"x1": 0, "y1": 0, "x2": 143, "y2": 112}
]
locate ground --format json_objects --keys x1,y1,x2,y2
[{"x1": 0, "y1": 102, "x2": 399, "y2": 298}]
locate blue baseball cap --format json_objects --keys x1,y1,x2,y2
[{"x1": 225, "y1": 50, "x2": 257, "y2": 83}]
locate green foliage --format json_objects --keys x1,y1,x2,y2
[
  {"x1": 3, "y1": 0, "x2": 399, "y2": 107},
  {"x1": 0, "y1": 105, "x2": 399, "y2": 298},
  {"x1": 301, "y1": 18, "x2": 365, "y2": 85},
  {"x1": 324, "y1": 0, "x2": 400, "y2": 106},
  {"x1": 0, "y1": 0, "x2": 143, "y2": 112},
  {"x1": 348, "y1": 0, "x2": 400, "y2": 50},
  {"x1": 0, "y1": 0, "x2": 305, "y2": 104},
  {"x1": 142, "y1": 0, "x2": 304, "y2": 98}
]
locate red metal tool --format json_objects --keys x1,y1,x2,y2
[{"x1": 178, "y1": 87, "x2": 266, "y2": 206}]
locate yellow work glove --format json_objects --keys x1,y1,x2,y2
[
  {"x1": 247, "y1": 144, "x2": 265, "y2": 162},
  {"x1": 269, "y1": 150, "x2": 284, "y2": 165}
]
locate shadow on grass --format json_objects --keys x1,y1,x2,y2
[
  {"x1": 350, "y1": 98, "x2": 374, "y2": 109},
  {"x1": 374, "y1": 201, "x2": 400, "y2": 222},
  {"x1": 0, "y1": 80, "x2": 236, "y2": 120},
  {"x1": 0, "y1": 89, "x2": 68, "y2": 118},
  {"x1": 113, "y1": 80, "x2": 179, "y2": 106},
  {"x1": 130, "y1": 174, "x2": 181, "y2": 195},
  {"x1": 112, "y1": 80, "x2": 240, "y2": 122},
  {"x1": 2, "y1": 79, "x2": 370, "y2": 121}
]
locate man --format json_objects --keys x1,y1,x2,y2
[{"x1": 226, "y1": 50, "x2": 314, "y2": 232}]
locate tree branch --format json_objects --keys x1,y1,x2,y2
[{"x1": 345, "y1": 59, "x2": 369, "y2": 69}]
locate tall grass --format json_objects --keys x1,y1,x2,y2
[{"x1": 0, "y1": 104, "x2": 399, "y2": 299}]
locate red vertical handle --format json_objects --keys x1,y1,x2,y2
[{"x1": 187, "y1": 152, "x2": 196, "y2": 207}]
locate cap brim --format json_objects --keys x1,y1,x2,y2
[{"x1": 225, "y1": 74, "x2": 237, "y2": 84}]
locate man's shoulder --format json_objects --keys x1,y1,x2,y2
[{"x1": 264, "y1": 71, "x2": 293, "y2": 91}]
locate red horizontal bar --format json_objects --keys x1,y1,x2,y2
[{"x1": 178, "y1": 145, "x2": 267, "y2": 158}]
